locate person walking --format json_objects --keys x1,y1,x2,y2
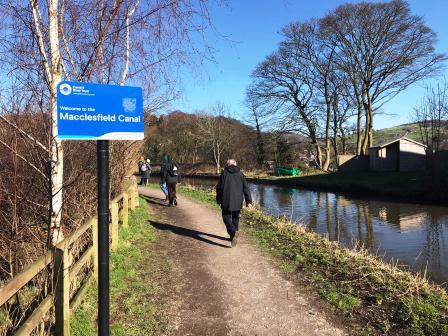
[
  {"x1": 141, "y1": 159, "x2": 152, "y2": 185},
  {"x1": 163, "y1": 155, "x2": 181, "y2": 206},
  {"x1": 160, "y1": 154, "x2": 169, "y2": 200},
  {"x1": 138, "y1": 156, "x2": 146, "y2": 185},
  {"x1": 216, "y1": 159, "x2": 252, "y2": 247}
]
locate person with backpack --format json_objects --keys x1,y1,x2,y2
[
  {"x1": 216, "y1": 159, "x2": 252, "y2": 247},
  {"x1": 162, "y1": 154, "x2": 181, "y2": 206},
  {"x1": 139, "y1": 159, "x2": 151, "y2": 185},
  {"x1": 141, "y1": 159, "x2": 152, "y2": 185}
]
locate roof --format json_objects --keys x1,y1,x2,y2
[{"x1": 369, "y1": 137, "x2": 427, "y2": 149}]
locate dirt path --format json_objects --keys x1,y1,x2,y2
[{"x1": 139, "y1": 186, "x2": 346, "y2": 336}]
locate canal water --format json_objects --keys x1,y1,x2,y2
[{"x1": 183, "y1": 177, "x2": 448, "y2": 284}]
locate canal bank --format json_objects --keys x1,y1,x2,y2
[
  {"x1": 182, "y1": 175, "x2": 448, "y2": 284},
  {"x1": 176, "y1": 184, "x2": 448, "y2": 336}
]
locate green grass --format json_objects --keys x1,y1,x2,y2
[
  {"x1": 71, "y1": 198, "x2": 172, "y2": 336},
  {"x1": 177, "y1": 185, "x2": 218, "y2": 208},
  {"x1": 176, "y1": 185, "x2": 448, "y2": 336},
  {"x1": 317, "y1": 284, "x2": 362, "y2": 312},
  {"x1": 243, "y1": 209, "x2": 448, "y2": 335}
]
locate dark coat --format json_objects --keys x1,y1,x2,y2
[
  {"x1": 160, "y1": 162, "x2": 167, "y2": 182},
  {"x1": 216, "y1": 165, "x2": 252, "y2": 211},
  {"x1": 163, "y1": 160, "x2": 181, "y2": 184}
]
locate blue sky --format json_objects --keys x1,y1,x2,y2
[{"x1": 174, "y1": 0, "x2": 448, "y2": 130}]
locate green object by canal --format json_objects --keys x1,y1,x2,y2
[{"x1": 274, "y1": 167, "x2": 301, "y2": 176}]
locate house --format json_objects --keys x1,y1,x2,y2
[{"x1": 368, "y1": 137, "x2": 426, "y2": 172}]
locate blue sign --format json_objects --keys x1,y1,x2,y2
[{"x1": 57, "y1": 81, "x2": 144, "y2": 140}]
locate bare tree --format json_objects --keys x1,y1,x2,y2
[
  {"x1": 414, "y1": 79, "x2": 448, "y2": 153},
  {"x1": 280, "y1": 20, "x2": 342, "y2": 171},
  {"x1": 196, "y1": 103, "x2": 233, "y2": 173},
  {"x1": 248, "y1": 45, "x2": 324, "y2": 168},
  {"x1": 320, "y1": 0, "x2": 446, "y2": 155},
  {"x1": 0, "y1": 0, "x2": 216, "y2": 246},
  {"x1": 244, "y1": 92, "x2": 273, "y2": 168},
  {"x1": 331, "y1": 88, "x2": 355, "y2": 164}
]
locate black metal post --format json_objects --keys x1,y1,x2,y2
[{"x1": 97, "y1": 140, "x2": 110, "y2": 336}]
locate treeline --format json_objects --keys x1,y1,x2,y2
[
  {"x1": 246, "y1": 0, "x2": 445, "y2": 171},
  {"x1": 143, "y1": 108, "x2": 315, "y2": 173}
]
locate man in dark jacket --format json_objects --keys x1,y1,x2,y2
[
  {"x1": 162, "y1": 155, "x2": 181, "y2": 206},
  {"x1": 216, "y1": 159, "x2": 252, "y2": 247}
]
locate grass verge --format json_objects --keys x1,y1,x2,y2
[
  {"x1": 71, "y1": 197, "x2": 173, "y2": 336},
  {"x1": 177, "y1": 184, "x2": 448, "y2": 336}
]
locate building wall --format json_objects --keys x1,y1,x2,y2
[
  {"x1": 399, "y1": 139, "x2": 426, "y2": 171},
  {"x1": 369, "y1": 143, "x2": 399, "y2": 171},
  {"x1": 338, "y1": 155, "x2": 369, "y2": 172}
]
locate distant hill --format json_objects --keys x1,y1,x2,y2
[
  {"x1": 372, "y1": 123, "x2": 423, "y2": 146},
  {"x1": 372, "y1": 121, "x2": 448, "y2": 147}
]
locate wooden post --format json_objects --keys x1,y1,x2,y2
[
  {"x1": 122, "y1": 193, "x2": 129, "y2": 228},
  {"x1": 130, "y1": 185, "x2": 135, "y2": 209},
  {"x1": 134, "y1": 183, "x2": 140, "y2": 208},
  {"x1": 92, "y1": 218, "x2": 99, "y2": 281},
  {"x1": 111, "y1": 202, "x2": 119, "y2": 251},
  {"x1": 54, "y1": 244, "x2": 70, "y2": 336}
]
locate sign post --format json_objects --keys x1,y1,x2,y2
[
  {"x1": 57, "y1": 81, "x2": 143, "y2": 335},
  {"x1": 97, "y1": 139, "x2": 109, "y2": 336}
]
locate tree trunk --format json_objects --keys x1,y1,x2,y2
[
  {"x1": 356, "y1": 106, "x2": 363, "y2": 155},
  {"x1": 315, "y1": 143, "x2": 323, "y2": 169},
  {"x1": 213, "y1": 141, "x2": 221, "y2": 174},
  {"x1": 361, "y1": 98, "x2": 373, "y2": 155},
  {"x1": 332, "y1": 95, "x2": 340, "y2": 166},
  {"x1": 48, "y1": 0, "x2": 64, "y2": 245},
  {"x1": 255, "y1": 118, "x2": 265, "y2": 168},
  {"x1": 322, "y1": 83, "x2": 332, "y2": 171},
  {"x1": 352, "y1": 72, "x2": 364, "y2": 156}
]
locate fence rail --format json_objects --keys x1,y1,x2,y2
[{"x1": 0, "y1": 181, "x2": 140, "y2": 336}]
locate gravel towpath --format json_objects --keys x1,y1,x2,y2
[{"x1": 139, "y1": 186, "x2": 346, "y2": 336}]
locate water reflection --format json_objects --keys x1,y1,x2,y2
[{"x1": 183, "y1": 177, "x2": 448, "y2": 284}]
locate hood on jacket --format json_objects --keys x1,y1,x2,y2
[{"x1": 225, "y1": 165, "x2": 240, "y2": 174}]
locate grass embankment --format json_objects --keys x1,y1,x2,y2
[
  {"x1": 71, "y1": 198, "x2": 173, "y2": 336},
  {"x1": 177, "y1": 185, "x2": 448, "y2": 336}
]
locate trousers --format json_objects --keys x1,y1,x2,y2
[
  {"x1": 167, "y1": 182, "x2": 177, "y2": 204},
  {"x1": 222, "y1": 210, "x2": 240, "y2": 236},
  {"x1": 160, "y1": 181, "x2": 168, "y2": 197}
]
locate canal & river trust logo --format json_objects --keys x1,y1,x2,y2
[{"x1": 59, "y1": 83, "x2": 72, "y2": 96}]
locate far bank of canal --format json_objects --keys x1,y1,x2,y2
[{"x1": 183, "y1": 176, "x2": 448, "y2": 284}]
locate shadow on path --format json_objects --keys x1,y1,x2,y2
[
  {"x1": 141, "y1": 194, "x2": 168, "y2": 207},
  {"x1": 148, "y1": 220, "x2": 231, "y2": 249}
]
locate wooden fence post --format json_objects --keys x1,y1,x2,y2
[
  {"x1": 54, "y1": 244, "x2": 70, "y2": 336},
  {"x1": 111, "y1": 202, "x2": 119, "y2": 251},
  {"x1": 130, "y1": 185, "x2": 138, "y2": 210},
  {"x1": 92, "y1": 218, "x2": 98, "y2": 281},
  {"x1": 122, "y1": 193, "x2": 129, "y2": 229},
  {"x1": 134, "y1": 183, "x2": 140, "y2": 207}
]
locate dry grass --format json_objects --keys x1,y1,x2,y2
[{"x1": 243, "y1": 206, "x2": 448, "y2": 335}]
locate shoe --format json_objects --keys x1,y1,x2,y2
[
  {"x1": 173, "y1": 199, "x2": 178, "y2": 206},
  {"x1": 231, "y1": 232, "x2": 238, "y2": 247}
]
